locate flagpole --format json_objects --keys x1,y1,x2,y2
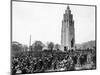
[{"x1": 29, "y1": 34, "x2": 31, "y2": 51}]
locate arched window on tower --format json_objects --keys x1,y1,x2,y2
[{"x1": 71, "y1": 38, "x2": 74, "y2": 47}]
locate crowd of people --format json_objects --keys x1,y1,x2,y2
[{"x1": 11, "y1": 48, "x2": 96, "y2": 75}]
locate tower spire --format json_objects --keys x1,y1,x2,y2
[
  {"x1": 67, "y1": 5, "x2": 70, "y2": 10},
  {"x1": 65, "y1": 5, "x2": 71, "y2": 14}
]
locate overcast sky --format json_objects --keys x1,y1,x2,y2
[{"x1": 12, "y1": 1, "x2": 95, "y2": 45}]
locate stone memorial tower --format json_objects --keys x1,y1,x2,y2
[{"x1": 61, "y1": 6, "x2": 75, "y2": 51}]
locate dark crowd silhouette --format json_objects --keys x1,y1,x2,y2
[{"x1": 11, "y1": 48, "x2": 96, "y2": 75}]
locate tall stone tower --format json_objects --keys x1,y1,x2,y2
[{"x1": 61, "y1": 6, "x2": 75, "y2": 51}]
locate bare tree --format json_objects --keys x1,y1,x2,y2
[
  {"x1": 12, "y1": 41, "x2": 23, "y2": 52},
  {"x1": 32, "y1": 41, "x2": 44, "y2": 51},
  {"x1": 47, "y1": 42, "x2": 54, "y2": 51},
  {"x1": 55, "y1": 44, "x2": 60, "y2": 50}
]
